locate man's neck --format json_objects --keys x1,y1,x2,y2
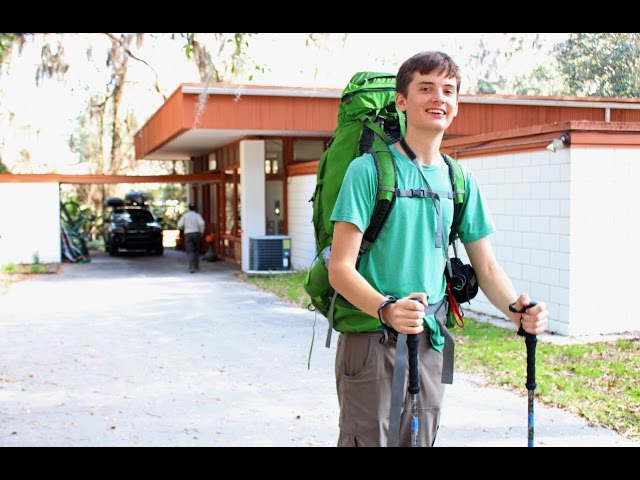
[{"x1": 401, "y1": 130, "x2": 444, "y2": 166}]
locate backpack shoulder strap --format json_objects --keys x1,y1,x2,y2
[
  {"x1": 441, "y1": 154, "x2": 465, "y2": 245},
  {"x1": 360, "y1": 123, "x2": 397, "y2": 254}
]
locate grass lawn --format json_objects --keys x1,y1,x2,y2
[
  {"x1": 245, "y1": 270, "x2": 640, "y2": 439},
  {"x1": 454, "y1": 318, "x2": 639, "y2": 439}
]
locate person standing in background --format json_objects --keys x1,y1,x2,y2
[{"x1": 177, "y1": 203, "x2": 205, "y2": 273}]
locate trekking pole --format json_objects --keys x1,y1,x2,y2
[
  {"x1": 509, "y1": 300, "x2": 538, "y2": 448},
  {"x1": 407, "y1": 332, "x2": 420, "y2": 447}
]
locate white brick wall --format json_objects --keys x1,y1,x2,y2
[
  {"x1": 460, "y1": 149, "x2": 571, "y2": 336},
  {"x1": 569, "y1": 146, "x2": 640, "y2": 335},
  {"x1": 0, "y1": 183, "x2": 61, "y2": 265},
  {"x1": 288, "y1": 175, "x2": 316, "y2": 270}
]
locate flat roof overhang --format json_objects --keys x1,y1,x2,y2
[
  {"x1": 442, "y1": 120, "x2": 640, "y2": 159},
  {"x1": 135, "y1": 82, "x2": 640, "y2": 162},
  {"x1": 134, "y1": 84, "x2": 342, "y2": 161}
]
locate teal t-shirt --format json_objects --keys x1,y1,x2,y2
[{"x1": 330, "y1": 144, "x2": 495, "y2": 351}]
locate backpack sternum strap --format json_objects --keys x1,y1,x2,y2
[{"x1": 396, "y1": 189, "x2": 454, "y2": 199}]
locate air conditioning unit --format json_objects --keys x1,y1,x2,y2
[{"x1": 249, "y1": 235, "x2": 292, "y2": 271}]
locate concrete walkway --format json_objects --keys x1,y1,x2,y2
[{"x1": 0, "y1": 249, "x2": 637, "y2": 447}]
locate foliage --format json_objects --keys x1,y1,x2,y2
[
  {"x1": 145, "y1": 182, "x2": 187, "y2": 230},
  {"x1": 513, "y1": 65, "x2": 562, "y2": 96},
  {"x1": 464, "y1": 34, "x2": 537, "y2": 94},
  {"x1": 174, "y1": 33, "x2": 264, "y2": 126},
  {"x1": 60, "y1": 196, "x2": 99, "y2": 253},
  {"x1": 29, "y1": 263, "x2": 44, "y2": 273},
  {"x1": 176, "y1": 33, "x2": 262, "y2": 82},
  {"x1": 554, "y1": 33, "x2": 640, "y2": 97},
  {"x1": 2, "y1": 263, "x2": 16, "y2": 274},
  {"x1": 244, "y1": 270, "x2": 310, "y2": 307},
  {"x1": 0, "y1": 33, "x2": 15, "y2": 65}
]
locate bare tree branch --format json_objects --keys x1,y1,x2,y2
[{"x1": 103, "y1": 32, "x2": 165, "y2": 101}]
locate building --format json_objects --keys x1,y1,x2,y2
[
  {"x1": 2, "y1": 81, "x2": 640, "y2": 337},
  {"x1": 134, "y1": 83, "x2": 640, "y2": 337}
]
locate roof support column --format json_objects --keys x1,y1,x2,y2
[{"x1": 239, "y1": 140, "x2": 266, "y2": 272}]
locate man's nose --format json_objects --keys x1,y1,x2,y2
[{"x1": 431, "y1": 90, "x2": 445, "y2": 102}]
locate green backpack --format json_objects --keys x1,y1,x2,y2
[{"x1": 303, "y1": 72, "x2": 466, "y2": 346}]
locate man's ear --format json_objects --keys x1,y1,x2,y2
[{"x1": 395, "y1": 92, "x2": 406, "y2": 112}]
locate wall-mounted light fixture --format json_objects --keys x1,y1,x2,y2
[
  {"x1": 274, "y1": 200, "x2": 281, "y2": 216},
  {"x1": 546, "y1": 134, "x2": 569, "y2": 153}
]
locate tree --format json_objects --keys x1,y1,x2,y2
[
  {"x1": 177, "y1": 33, "x2": 263, "y2": 126},
  {"x1": 554, "y1": 33, "x2": 640, "y2": 98},
  {"x1": 513, "y1": 65, "x2": 563, "y2": 96},
  {"x1": 0, "y1": 153, "x2": 9, "y2": 173},
  {"x1": 178, "y1": 33, "x2": 258, "y2": 82},
  {"x1": 0, "y1": 33, "x2": 17, "y2": 65},
  {"x1": 2, "y1": 33, "x2": 261, "y2": 234}
]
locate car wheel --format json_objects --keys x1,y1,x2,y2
[
  {"x1": 109, "y1": 245, "x2": 119, "y2": 256},
  {"x1": 154, "y1": 245, "x2": 164, "y2": 255}
]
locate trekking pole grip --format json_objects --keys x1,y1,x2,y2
[
  {"x1": 512, "y1": 300, "x2": 538, "y2": 390},
  {"x1": 407, "y1": 334, "x2": 420, "y2": 395}
]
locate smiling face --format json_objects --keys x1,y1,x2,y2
[
  {"x1": 396, "y1": 71, "x2": 459, "y2": 134},
  {"x1": 395, "y1": 51, "x2": 461, "y2": 136}
]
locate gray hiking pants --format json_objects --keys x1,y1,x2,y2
[{"x1": 335, "y1": 329, "x2": 446, "y2": 447}]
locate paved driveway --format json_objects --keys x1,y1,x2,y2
[{"x1": 0, "y1": 249, "x2": 637, "y2": 446}]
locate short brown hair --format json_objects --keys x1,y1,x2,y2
[{"x1": 396, "y1": 51, "x2": 461, "y2": 97}]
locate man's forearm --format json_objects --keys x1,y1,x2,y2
[
  {"x1": 476, "y1": 260, "x2": 521, "y2": 325},
  {"x1": 329, "y1": 263, "x2": 387, "y2": 319}
]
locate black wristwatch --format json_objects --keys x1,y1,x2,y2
[{"x1": 377, "y1": 295, "x2": 397, "y2": 327}]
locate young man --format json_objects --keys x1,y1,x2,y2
[{"x1": 328, "y1": 51, "x2": 548, "y2": 447}]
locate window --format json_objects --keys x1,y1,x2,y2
[
  {"x1": 265, "y1": 139, "x2": 283, "y2": 175},
  {"x1": 293, "y1": 139, "x2": 325, "y2": 162}
]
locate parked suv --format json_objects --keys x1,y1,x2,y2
[{"x1": 105, "y1": 205, "x2": 164, "y2": 256}]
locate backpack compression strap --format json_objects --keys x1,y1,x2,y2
[
  {"x1": 441, "y1": 154, "x2": 465, "y2": 274},
  {"x1": 359, "y1": 122, "x2": 398, "y2": 255},
  {"x1": 442, "y1": 154, "x2": 465, "y2": 245}
]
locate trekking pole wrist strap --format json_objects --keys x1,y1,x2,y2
[{"x1": 377, "y1": 295, "x2": 397, "y2": 327}]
